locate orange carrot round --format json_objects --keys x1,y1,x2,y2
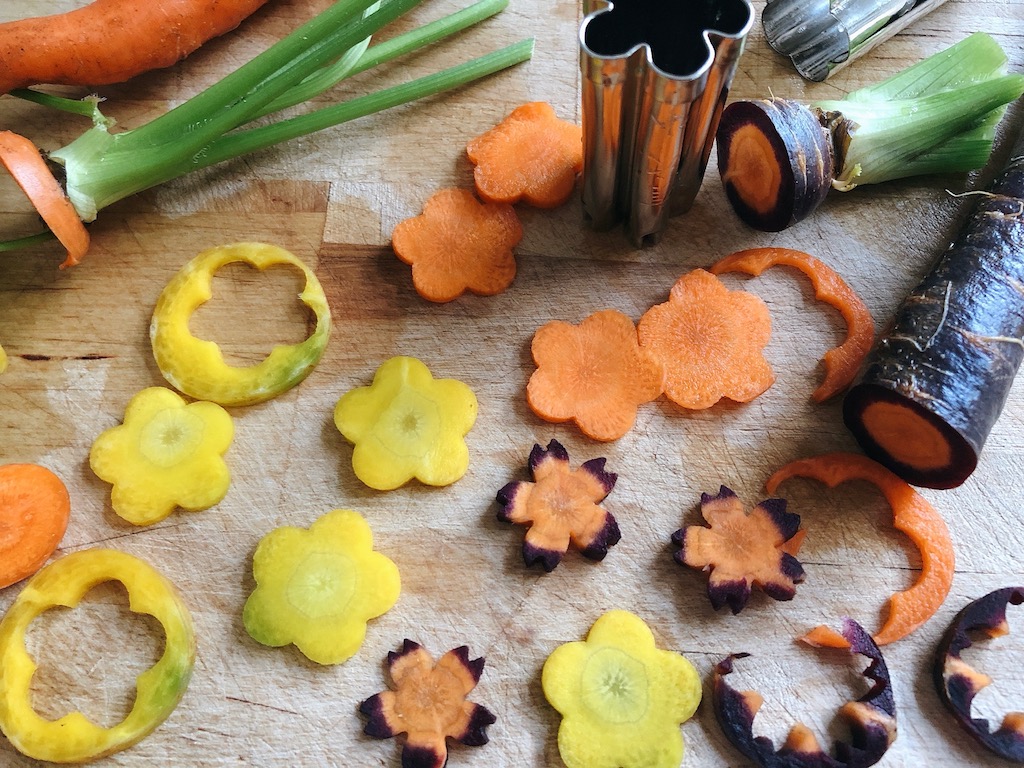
[
  {"x1": 467, "y1": 102, "x2": 583, "y2": 208},
  {"x1": 0, "y1": 0, "x2": 271, "y2": 94},
  {"x1": 710, "y1": 247, "x2": 875, "y2": 402},
  {"x1": 527, "y1": 309, "x2": 664, "y2": 441},
  {"x1": 0, "y1": 463, "x2": 71, "y2": 590},
  {"x1": 766, "y1": 451, "x2": 955, "y2": 647},
  {"x1": 0, "y1": 131, "x2": 89, "y2": 268},
  {"x1": 392, "y1": 188, "x2": 522, "y2": 302}
]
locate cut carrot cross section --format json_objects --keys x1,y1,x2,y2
[{"x1": 0, "y1": 463, "x2": 71, "y2": 589}]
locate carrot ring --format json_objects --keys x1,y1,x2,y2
[
  {"x1": 765, "y1": 451, "x2": 955, "y2": 647},
  {"x1": 710, "y1": 247, "x2": 875, "y2": 402},
  {"x1": 0, "y1": 131, "x2": 89, "y2": 268}
]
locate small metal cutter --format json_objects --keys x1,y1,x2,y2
[{"x1": 579, "y1": 0, "x2": 753, "y2": 246}]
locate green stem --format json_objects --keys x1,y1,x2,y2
[
  {"x1": 8, "y1": 89, "x2": 113, "y2": 127},
  {"x1": 0, "y1": 230, "x2": 56, "y2": 252}
]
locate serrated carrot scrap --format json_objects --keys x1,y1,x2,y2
[
  {"x1": 391, "y1": 188, "x2": 522, "y2": 303},
  {"x1": 467, "y1": 102, "x2": 583, "y2": 208},
  {"x1": 637, "y1": 269, "x2": 774, "y2": 409},
  {"x1": 709, "y1": 247, "x2": 876, "y2": 402},
  {"x1": 527, "y1": 309, "x2": 664, "y2": 442},
  {"x1": 766, "y1": 451, "x2": 955, "y2": 647}
]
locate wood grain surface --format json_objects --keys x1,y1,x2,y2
[{"x1": 1, "y1": 0, "x2": 1023, "y2": 766}]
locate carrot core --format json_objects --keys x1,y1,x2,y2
[
  {"x1": 860, "y1": 400, "x2": 952, "y2": 472},
  {"x1": 722, "y1": 125, "x2": 780, "y2": 216}
]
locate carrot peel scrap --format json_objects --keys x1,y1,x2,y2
[
  {"x1": 709, "y1": 247, "x2": 876, "y2": 402},
  {"x1": 638, "y1": 269, "x2": 774, "y2": 409},
  {"x1": 527, "y1": 309, "x2": 664, "y2": 441},
  {"x1": 0, "y1": 131, "x2": 88, "y2": 267},
  {"x1": 766, "y1": 451, "x2": 955, "y2": 647},
  {"x1": 360, "y1": 640, "x2": 496, "y2": 768},
  {"x1": 674, "y1": 485, "x2": 805, "y2": 614},
  {"x1": 392, "y1": 188, "x2": 522, "y2": 302},
  {"x1": 496, "y1": 439, "x2": 619, "y2": 571}
]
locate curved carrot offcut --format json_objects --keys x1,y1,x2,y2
[
  {"x1": 0, "y1": 463, "x2": 71, "y2": 589},
  {"x1": 467, "y1": 102, "x2": 583, "y2": 208},
  {"x1": 637, "y1": 269, "x2": 774, "y2": 410},
  {"x1": 392, "y1": 188, "x2": 522, "y2": 302},
  {"x1": 765, "y1": 451, "x2": 955, "y2": 647},
  {"x1": 0, "y1": 0, "x2": 271, "y2": 94},
  {"x1": 527, "y1": 309, "x2": 664, "y2": 441},
  {"x1": 0, "y1": 131, "x2": 89, "y2": 268},
  {"x1": 710, "y1": 247, "x2": 875, "y2": 402}
]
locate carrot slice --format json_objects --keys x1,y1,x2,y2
[
  {"x1": 527, "y1": 309, "x2": 664, "y2": 441},
  {"x1": 0, "y1": 131, "x2": 89, "y2": 268},
  {"x1": 709, "y1": 247, "x2": 876, "y2": 402},
  {"x1": 391, "y1": 188, "x2": 522, "y2": 303},
  {"x1": 637, "y1": 269, "x2": 774, "y2": 409},
  {"x1": 0, "y1": 463, "x2": 71, "y2": 589},
  {"x1": 466, "y1": 102, "x2": 583, "y2": 208},
  {"x1": 765, "y1": 451, "x2": 955, "y2": 647}
]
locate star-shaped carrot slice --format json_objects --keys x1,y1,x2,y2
[
  {"x1": 496, "y1": 439, "x2": 620, "y2": 572},
  {"x1": 360, "y1": 640, "x2": 496, "y2": 768},
  {"x1": 673, "y1": 486, "x2": 805, "y2": 613}
]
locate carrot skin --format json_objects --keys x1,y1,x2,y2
[
  {"x1": 0, "y1": 0, "x2": 271, "y2": 94},
  {"x1": 844, "y1": 126, "x2": 1024, "y2": 489}
]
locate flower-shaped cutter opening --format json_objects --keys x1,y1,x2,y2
[{"x1": 579, "y1": 0, "x2": 753, "y2": 246}]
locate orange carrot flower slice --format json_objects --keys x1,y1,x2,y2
[
  {"x1": 766, "y1": 451, "x2": 955, "y2": 647},
  {"x1": 391, "y1": 188, "x2": 522, "y2": 303},
  {"x1": 467, "y1": 102, "x2": 583, "y2": 208},
  {"x1": 360, "y1": 640, "x2": 496, "y2": 768},
  {"x1": 527, "y1": 309, "x2": 664, "y2": 441},
  {"x1": 709, "y1": 247, "x2": 876, "y2": 402},
  {"x1": 496, "y1": 439, "x2": 619, "y2": 572},
  {"x1": 638, "y1": 269, "x2": 774, "y2": 409}
]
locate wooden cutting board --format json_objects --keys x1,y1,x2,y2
[{"x1": 2, "y1": 1, "x2": 1024, "y2": 766}]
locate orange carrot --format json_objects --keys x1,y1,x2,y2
[
  {"x1": 710, "y1": 247, "x2": 875, "y2": 402},
  {"x1": 392, "y1": 188, "x2": 522, "y2": 302},
  {"x1": 766, "y1": 451, "x2": 955, "y2": 647},
  {"x1": 637, "y1": 269, "x2": 774, "y2": 409},
  {"x1": 467, "y1": 102, "x2": 583, "y2": 208},
  {"x1": 527, "y1": 309, "x2": 664, "y2": 441},
  {"x1": 0, "y1": 463, "x2": 71, "y2": 589},
  {"x1": 0, "y1": 0, "x2": 271, "y2": 94},
  {"x1": 0, "y1": 131, "x2": 89, "y2": 268}
]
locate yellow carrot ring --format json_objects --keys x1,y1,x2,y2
[
  {"x1": 0, "y1": 549, "x2": 195, "y2": 763},
  {"x1": 150, "y1": 242, "x2": 331, "y2": 407}
]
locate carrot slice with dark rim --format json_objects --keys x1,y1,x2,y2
[
  {"x1": 0, "y1": 131, "x2": 88, "y2": 268},
  {"x1": 0, "y1": 463, "x2": 71, "y2": 589},
  {"x1": 710, "y1": 247, "x2": 875, "y2": 402},
  {"x1": 765, "y1": 451, "x2": 955, "y2": 647}
]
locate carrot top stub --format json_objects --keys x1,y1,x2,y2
[
  {"x1": 638, "y1": 269, "x2": 774, "y2": 409},
  {"x1": 527, "y1": 309, "x2": 664, "y2": 441},
  {"x1": 467, "y1": 101, "x2": 583, "y2": 208},
  {"x1": 392, "y1": 188, "x2": 522, "y2": 302}
]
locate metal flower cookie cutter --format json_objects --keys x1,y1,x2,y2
[{"x1": 579, "y1": 0, "x2": 753, "y2": 246}]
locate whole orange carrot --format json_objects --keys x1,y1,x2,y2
[{"x1": 0, "y1": 0, "x2": 272, "y2": 93}]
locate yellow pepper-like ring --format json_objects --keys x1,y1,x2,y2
[
  {"x1": 150, "y1": 242, "x2": 332, "y2": 406},
  {"x1": 0, "y1": 549, "x2": 196, "y2": 764}
]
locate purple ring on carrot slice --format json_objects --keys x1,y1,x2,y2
[
  {"x1": 934, "y1": 587, "x2": 1024, "y2": 762},
  {"x1": 712, "y1": 618, "x2": 897, "y2": 768}
]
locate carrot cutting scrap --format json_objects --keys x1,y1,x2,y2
[
  {"x1": 637, "y1": 268, "x2": 774, "y2": 409},
  {"x1": 392, "y1": 188, "x2": 522, "y2": 302},
  {"x1": 527, "y1": 309, "x2": 664, "y2": 441},
  {"x1": 89, "y1": 386, "x2": 234, "y2": 526},
  {"x1": 766, "y1": 451, "x2": 955, "y2": 647},
  {"x1": 243, "y1": 509, "x2": 400, "y2": 665},
  {"x1": 496, "y1": 439, "x2": 619, "y2": 572},
  {"x1": 542, "y1": 610, "x2": 702, "y2": 768},
  {"x1": 709, "y1": 247, "x2": 876, "y2": 402},
  {"x1": 0, "y1": 463, "x2": 71, "y2": 590},
  {"x1": 360, "y1": 640, "x2": 496, "y2": 768},
  {"x1": 673, "y1": 485, "x2": 805, "y2": 614},
  {"x1": 0, "y1": 130, "x2": 89, "y2": 268},
  {"x1": 466, "y1": 101, "x2": 583, "y2": 208}
]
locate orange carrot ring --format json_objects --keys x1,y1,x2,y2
[
  {"x1": 710, "y1": 247, "x2": 875, "y2": 402},
  {"x1": 765, "y1": 451, "x2": 955, "y2": 647},
  {"x1": 0, "y1": 131, "x2": 89, "y2": 268}
]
